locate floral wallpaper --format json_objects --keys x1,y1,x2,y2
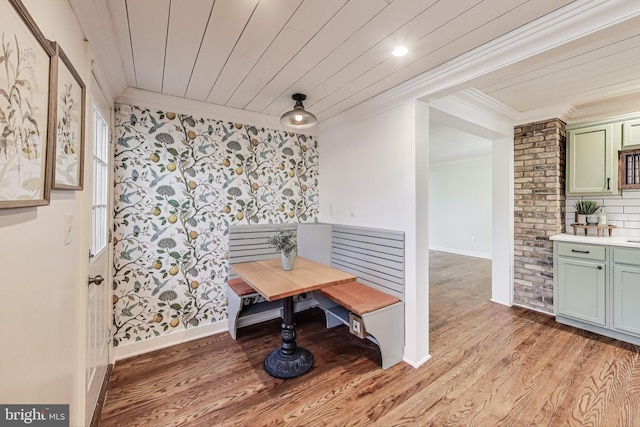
[{"x1": 112, "y1": 104, "x2": 318, "y2": 346}]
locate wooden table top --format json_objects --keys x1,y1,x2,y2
[{"x1": 230, "y1": 257, "x2": 356, "y2": 301}]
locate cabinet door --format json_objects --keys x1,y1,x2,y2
[
  {"x1": 556, "y1": 257, "x2": 606, "y2": 326},
  {"x1": 567, "y1": 124, "x2": 616, "y2": 194},
  {"x1": 622, "y1": 119, "x2": 640, "y2": 149},
  {"x1": 612, "y1": 263, "x2": 640, "y2": 336}
]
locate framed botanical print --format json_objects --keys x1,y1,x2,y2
[
  {"x1": 0, "y1": 0, "x2": 55, "y2": 208},
  {"x1": 50, "y1": 41, "x2": 85, "y2": 190}
]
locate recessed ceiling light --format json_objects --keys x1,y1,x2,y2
[{"x1": 392, "y1": 46, "x2": 408, "y2": 57}]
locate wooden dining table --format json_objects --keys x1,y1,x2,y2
[{"x1": 231, "y1": 256, "x2": 356, "y2": 379}]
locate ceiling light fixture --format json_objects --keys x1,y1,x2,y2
[
  {"x1": 280, "y1": 93, "x2": 318, "y2": 129},
  {"x1": 392, "y1": 46, "x2": 408, "y2": 57}
]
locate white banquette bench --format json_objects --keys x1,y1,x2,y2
[{"x1": 226, "y1": 223, "x2": 405, "y2": 370}]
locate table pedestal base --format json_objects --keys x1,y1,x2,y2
[
  {"x1": 264, "y1": 347, "x2": 314, "y2": 379},
  {"x1": 263, "y1": 295, "x2": 314, "y2": 379}
]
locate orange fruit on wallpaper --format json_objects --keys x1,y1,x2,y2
[
  {"x1": 278, "y1": 163, "x2": 285, "y2": 170},
  {"x1": 190, "y1": 280, "x2": 199, "y2": 290},
  {"x1": 169, "y1": 266, "x2": 179, "y2": 276},
  {"x1": 302, "y1": 145, "x2": 308, "y2": 152},
  {"x1": 152, "y1": 206, "x2": 161, "y2": 216},
  {"x1": 167, "y1": 163, "x2": 176, "y2": 172},
  {"x1": 112, "y1": 295, "x2": 119, "y2": 304},
  {"x1": 289, "y1": 211, "x2": 295, "y2": 218},
  {"x1": 189, "y1": 230, "x2": 198, "y2": 239},
  {"x1": 168, "y1": 214, "x2": 178, "y2": 224},
  {"x1": 187, "y1": 130, "x2": 196, "y2": 140},
  {"x1": 222, "y1": 159, "x2": 230, "y2": 167},
  {"x1": 301, "y1": 184, "x2": 308, "y2": 191},
  {"x1": 153, "y1": 313, "x2": 163, "y2": 323},
  {"x1": 235, "y1": 123, "x2": 243, "y2": 129},
  {"x1": 252, "y1": 183, "x2": 259, "y2": 191},
  {"x1": 236, "y1": 212, "x2": 244, "y2": 221},
  {"x1": 188, "y1": 180, "x2": 197, "y2": 189},
  {"x1": 152, "y1": 260, "x2": 162, "y2": 269},
  {"x1": 223, "y1": 206, "x2": 231, "y2": 214},
  {"x1": 251, "y1": 138, "x2": 259, "y2": 146},
  {"x1": 235, "y1": 167, "x2": 243, "y2": 175},
  {"x1": 278, "y1": 205, "x2": 285, "y2": 212},
  {"x1": 151, "y1": 153, "x2": 160, "y2": 162},
  {"x1": 289, "y1": 170, "x2": 295, "y2": 177},
  {"x1": 166, "y1": 112, "x2": 176, "y2": 120},
  {"x1": 170, "y1": 318, "x2": 180, "y2": 327}
]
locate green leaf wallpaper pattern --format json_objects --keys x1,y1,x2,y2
[{"x1": 112, "y1": 104, "x2": 319, "y2": 346}]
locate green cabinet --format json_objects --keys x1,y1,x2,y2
[
  {"x1": 553, "y1": 240, "x2": 640, "y2": 346},
  {"x1": 555, "y1": 242, "x2": 607, "y2": 326},
  {"x1": 566, "y1": 123, "x2": 618, "y2": 195},
  {"x1": 612, "y1": 247, "x2": 640, "y2": 336}
]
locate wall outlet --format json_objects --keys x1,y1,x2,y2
[{"x1": 349, "y1": 313, "x2": 365, "y2": 338}]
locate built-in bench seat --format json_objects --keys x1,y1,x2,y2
[{"x1": 317, "y1": 282, "x2": 399, "y2": 315}]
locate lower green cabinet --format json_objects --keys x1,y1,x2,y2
[
  {"x1": 555, "y1": 243, "x2": 606, "y2": 327},
  {"x1": 612, "y1": 248, "x2": 640, "y2": 336},
  {"x1": 553, "y1": 241, "x2": 640, "y2": 346},
  {"x1": 556, "y1": 257, "x2": 606, "y2": 326}
]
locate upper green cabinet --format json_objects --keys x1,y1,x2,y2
[
  {"x1": 622, "y1": 118, "x2": 640, "y2": 149},
  {"x1": 567, "y1": 123, "x2": 619, "y2": 195}
]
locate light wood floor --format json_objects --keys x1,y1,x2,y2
[{"x1": 100, "y1": 251, "x2": 640, "y2": 426}]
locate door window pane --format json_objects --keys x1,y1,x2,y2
[{"x1": 91, "y1": 106, "x2": 109, "y2": 257}]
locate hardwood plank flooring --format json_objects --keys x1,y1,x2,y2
[{"x1": 100, "y1": 252, "x2": 640, "y2": 426}]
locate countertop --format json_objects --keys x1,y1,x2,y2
[{"x1": 550, "y1": 233, "x2": 640, "y2": 248}]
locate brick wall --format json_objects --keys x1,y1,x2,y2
[{"x1": 513, "y1": 119, "x2": 566, "y2": 313}]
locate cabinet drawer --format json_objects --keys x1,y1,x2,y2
[
  {"x1": 613, "y1": 247, "x2": 640, "y2": 265},
  {"x1": 557, "y1": 242, "x2": 606, "y2": 261}
]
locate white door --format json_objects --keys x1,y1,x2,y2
[{"x1": 85, "y1": 75, "x2": 113, "y2": 424}]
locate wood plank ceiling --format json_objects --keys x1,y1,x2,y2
[{"x1": 106, "y1": 0, "x2": 640, "y2": 122}]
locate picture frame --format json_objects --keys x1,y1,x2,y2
[
  {"x1": 50, "y1": 41, "x2": 85, "y2": 190},
  {"x1": 0, "y1": 0, "x2": 56, "y2": 208}
]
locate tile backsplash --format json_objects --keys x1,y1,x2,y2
[{"x1": 566, "y1": 189, "x2": 640, "y2": 237}]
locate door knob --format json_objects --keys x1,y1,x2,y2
[{"x1": 89, "y1": 275, "x2": 104, "y2": 286}]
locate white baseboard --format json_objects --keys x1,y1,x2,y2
[
  {"x1": 490, "y1": 298, "x2": 512, "y2": 307},
  {"x1": 112, "y1": 320, "x2": 228, "y2": 362},
  {"x1": 403, "y1": 353, "x2": 432, "y2": 369},
  {"x1": 429, "y1": 246, "x2": 492, "y2": 260}
]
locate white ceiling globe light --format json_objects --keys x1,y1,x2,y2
[
  {"x1": 280, "y1": 93, "x2": 318, "y2": 129},
  {"x1": 392, "y1": 46, "x2": 408, "y2": 57}
]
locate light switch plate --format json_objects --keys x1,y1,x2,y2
[{"x1": 64, "y1": 214, "x2": 73, "y2": 245}]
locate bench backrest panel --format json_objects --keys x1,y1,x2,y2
[
  {"x1": 228, "y1": 224, "x2": 297, "y2": 280},
  {"x1": 330, "y1": 225, "x2": 405, "y2": 300}
]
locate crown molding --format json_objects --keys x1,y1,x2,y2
[
  {"x1": 319, "y1": 0, "x2": 640, "y2": 134},
  {"x1": 117, "y1": 88, "x2": 318, "y2": 136}
]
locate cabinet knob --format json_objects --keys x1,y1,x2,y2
[{"x1": 597, "y1": 266, "x2": 603, "y2": 270}]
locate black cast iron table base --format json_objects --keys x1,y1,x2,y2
[{"x1": 263, "y1": 296, "x2": 314, "y2": 379}]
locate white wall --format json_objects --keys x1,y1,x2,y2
[
  {"x1": 429, "y1": 155, "x2": 492, "y2": 259},
  {"x1": 318, "y1": 102, "x2": 431, "y2": 367},
  {"x1": 0, "y1": 2, "x2": 94, "y2": 425}
]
